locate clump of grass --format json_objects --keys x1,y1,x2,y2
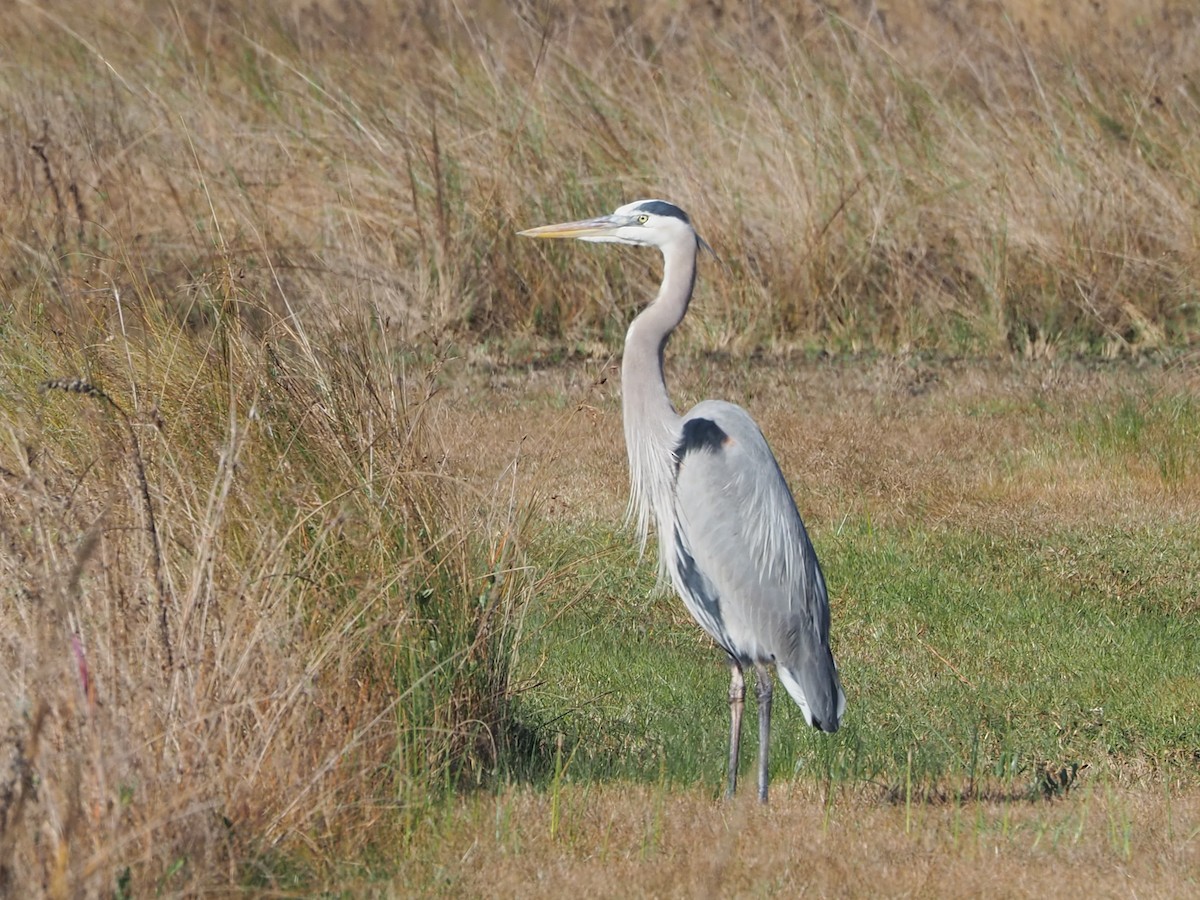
[
  {"x1": 0, "y1": 268, "x2": 535, "y2": 894},
  {"x1": 1065, "y1": 390, "x2": 1200, "y2": 487},
  {"x1": 39, "y1": 377, "x2": 173, "y2": 670}
]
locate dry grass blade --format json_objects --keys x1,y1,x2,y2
[{"x1": 40, "y1": 378, "x2": 174, "y2": 671}]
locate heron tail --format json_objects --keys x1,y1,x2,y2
[{"x1": 777, "y1": 649, "x2": 845, "y2": 733}]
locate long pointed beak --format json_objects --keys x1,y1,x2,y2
[{"x1": 517, "y1": 215, "x2": 620, "y2": 240}]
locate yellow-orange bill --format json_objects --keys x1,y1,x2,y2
[{"x1": 517, "y1": 216, "x2": 618, "y2": 239}]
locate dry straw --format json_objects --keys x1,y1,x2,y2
[
  {"x1": 1, "y1": 0, "x2": 1198, "y2": 894},
  {"x1": 40, "y1": 378, "x2": 174, "y2": 670}
]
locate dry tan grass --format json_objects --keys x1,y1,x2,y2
[
  {"x1": 416, "y1": 782, "x2": 1200, "y2": 899},
  {"x1": 0, "y1": 307, "x2": 535, "y2": 894},
  {"x1": 4, "y1": 2, "x2": 1198, "y2": 353},
  {"x1": 2, "y1": 1, "x2": 1199, "y2": 894},
  {"x1": 437, "y1": 355, "x2": 1200, "y2": 537}
]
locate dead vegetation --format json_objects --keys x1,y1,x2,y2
[
  {"x1": 419, "y1": 782, "x2": 1200, "y2": 899},
  {"x1": 0, "y1": 299, "x2": 534, "y2": 894},
  {"x1": 4, "y1": 2, "x2": 1199, "y2": 356},
  {"x1": 1, "y1": 0, "x2": 1199, "y2": 895}
]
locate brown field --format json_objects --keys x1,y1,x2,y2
[
  {"x1": 415, "y1": 783, "x2": 1200, "y2": 899},
  {"x1": 1, "y1": 1, "x2": 1199, "y2": 896},
  {"x1": 439, "y1": 354, "x2": 1200, "y2": 534}
]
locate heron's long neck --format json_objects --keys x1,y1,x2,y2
[{"x1": 621, "y1": 234, "x2": 697, "y2": 570}]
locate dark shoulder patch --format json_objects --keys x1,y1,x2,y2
[
  {"x1": 635, "y1": 200, "x2": 691, "y2": 224},
  {"x1": 675, "y1": 417, "x2": 728, "y2": 473}
]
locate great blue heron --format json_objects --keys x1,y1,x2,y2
[{"x1": 519, "y1": 199, "x2": 845, "y2": 803}]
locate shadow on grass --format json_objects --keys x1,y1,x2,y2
[{"x1": 875, "y1": 760, "x2": 1087, "y2": 806}]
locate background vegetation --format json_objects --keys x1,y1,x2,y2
[{"x1": 1, "y1": 1, "x2": 1197, "y2": 895}]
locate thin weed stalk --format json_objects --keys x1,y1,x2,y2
[{"x1": 40, "y1": 378, "x2": 173, "y2": 671}]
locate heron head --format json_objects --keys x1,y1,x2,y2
[{"x1": 519, "y1": 199, "x2": 714, "y2": 257}]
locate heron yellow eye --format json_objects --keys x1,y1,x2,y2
[{"x1": 637, "y1": 214, "x2": 649, "y2": 224}]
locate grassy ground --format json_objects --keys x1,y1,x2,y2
[
  {"x1": 411, "y1": 784, "x2": 1200, "y2": 898},
  {"x1": 415, "y1": 356, "x2": 1200, "y2": 896},
  {"x1": 1, "y1": 1, "x2": 1199, "y2": 896}
]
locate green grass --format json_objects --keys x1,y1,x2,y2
[
  {"x1": 1065, "y1": 390, "x2": 1200, "y2": 485},
  {"x1": 507, "y1": 518, "x2": 1200, "y2": 799}
]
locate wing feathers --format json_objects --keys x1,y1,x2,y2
[{"x1": 671, "y1": 401, "x2": 844, "y2": 730}]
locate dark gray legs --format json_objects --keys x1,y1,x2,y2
[
  {"x1": 726, "y1": 663, "x2": 745, "y2": 798},
  {"x1": 755, "y1": 663, "x2": 773, "y2": 804},
  {"x1": 726, "y1": 661, "x2": 773, "y2": 804}
]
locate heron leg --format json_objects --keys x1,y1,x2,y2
[
  {"x1": 755, "y1": 664, "x2": 773, "y2": 804},
  {"x1": 726, "y1": 661, "x2": 745, "y2": 798}
]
